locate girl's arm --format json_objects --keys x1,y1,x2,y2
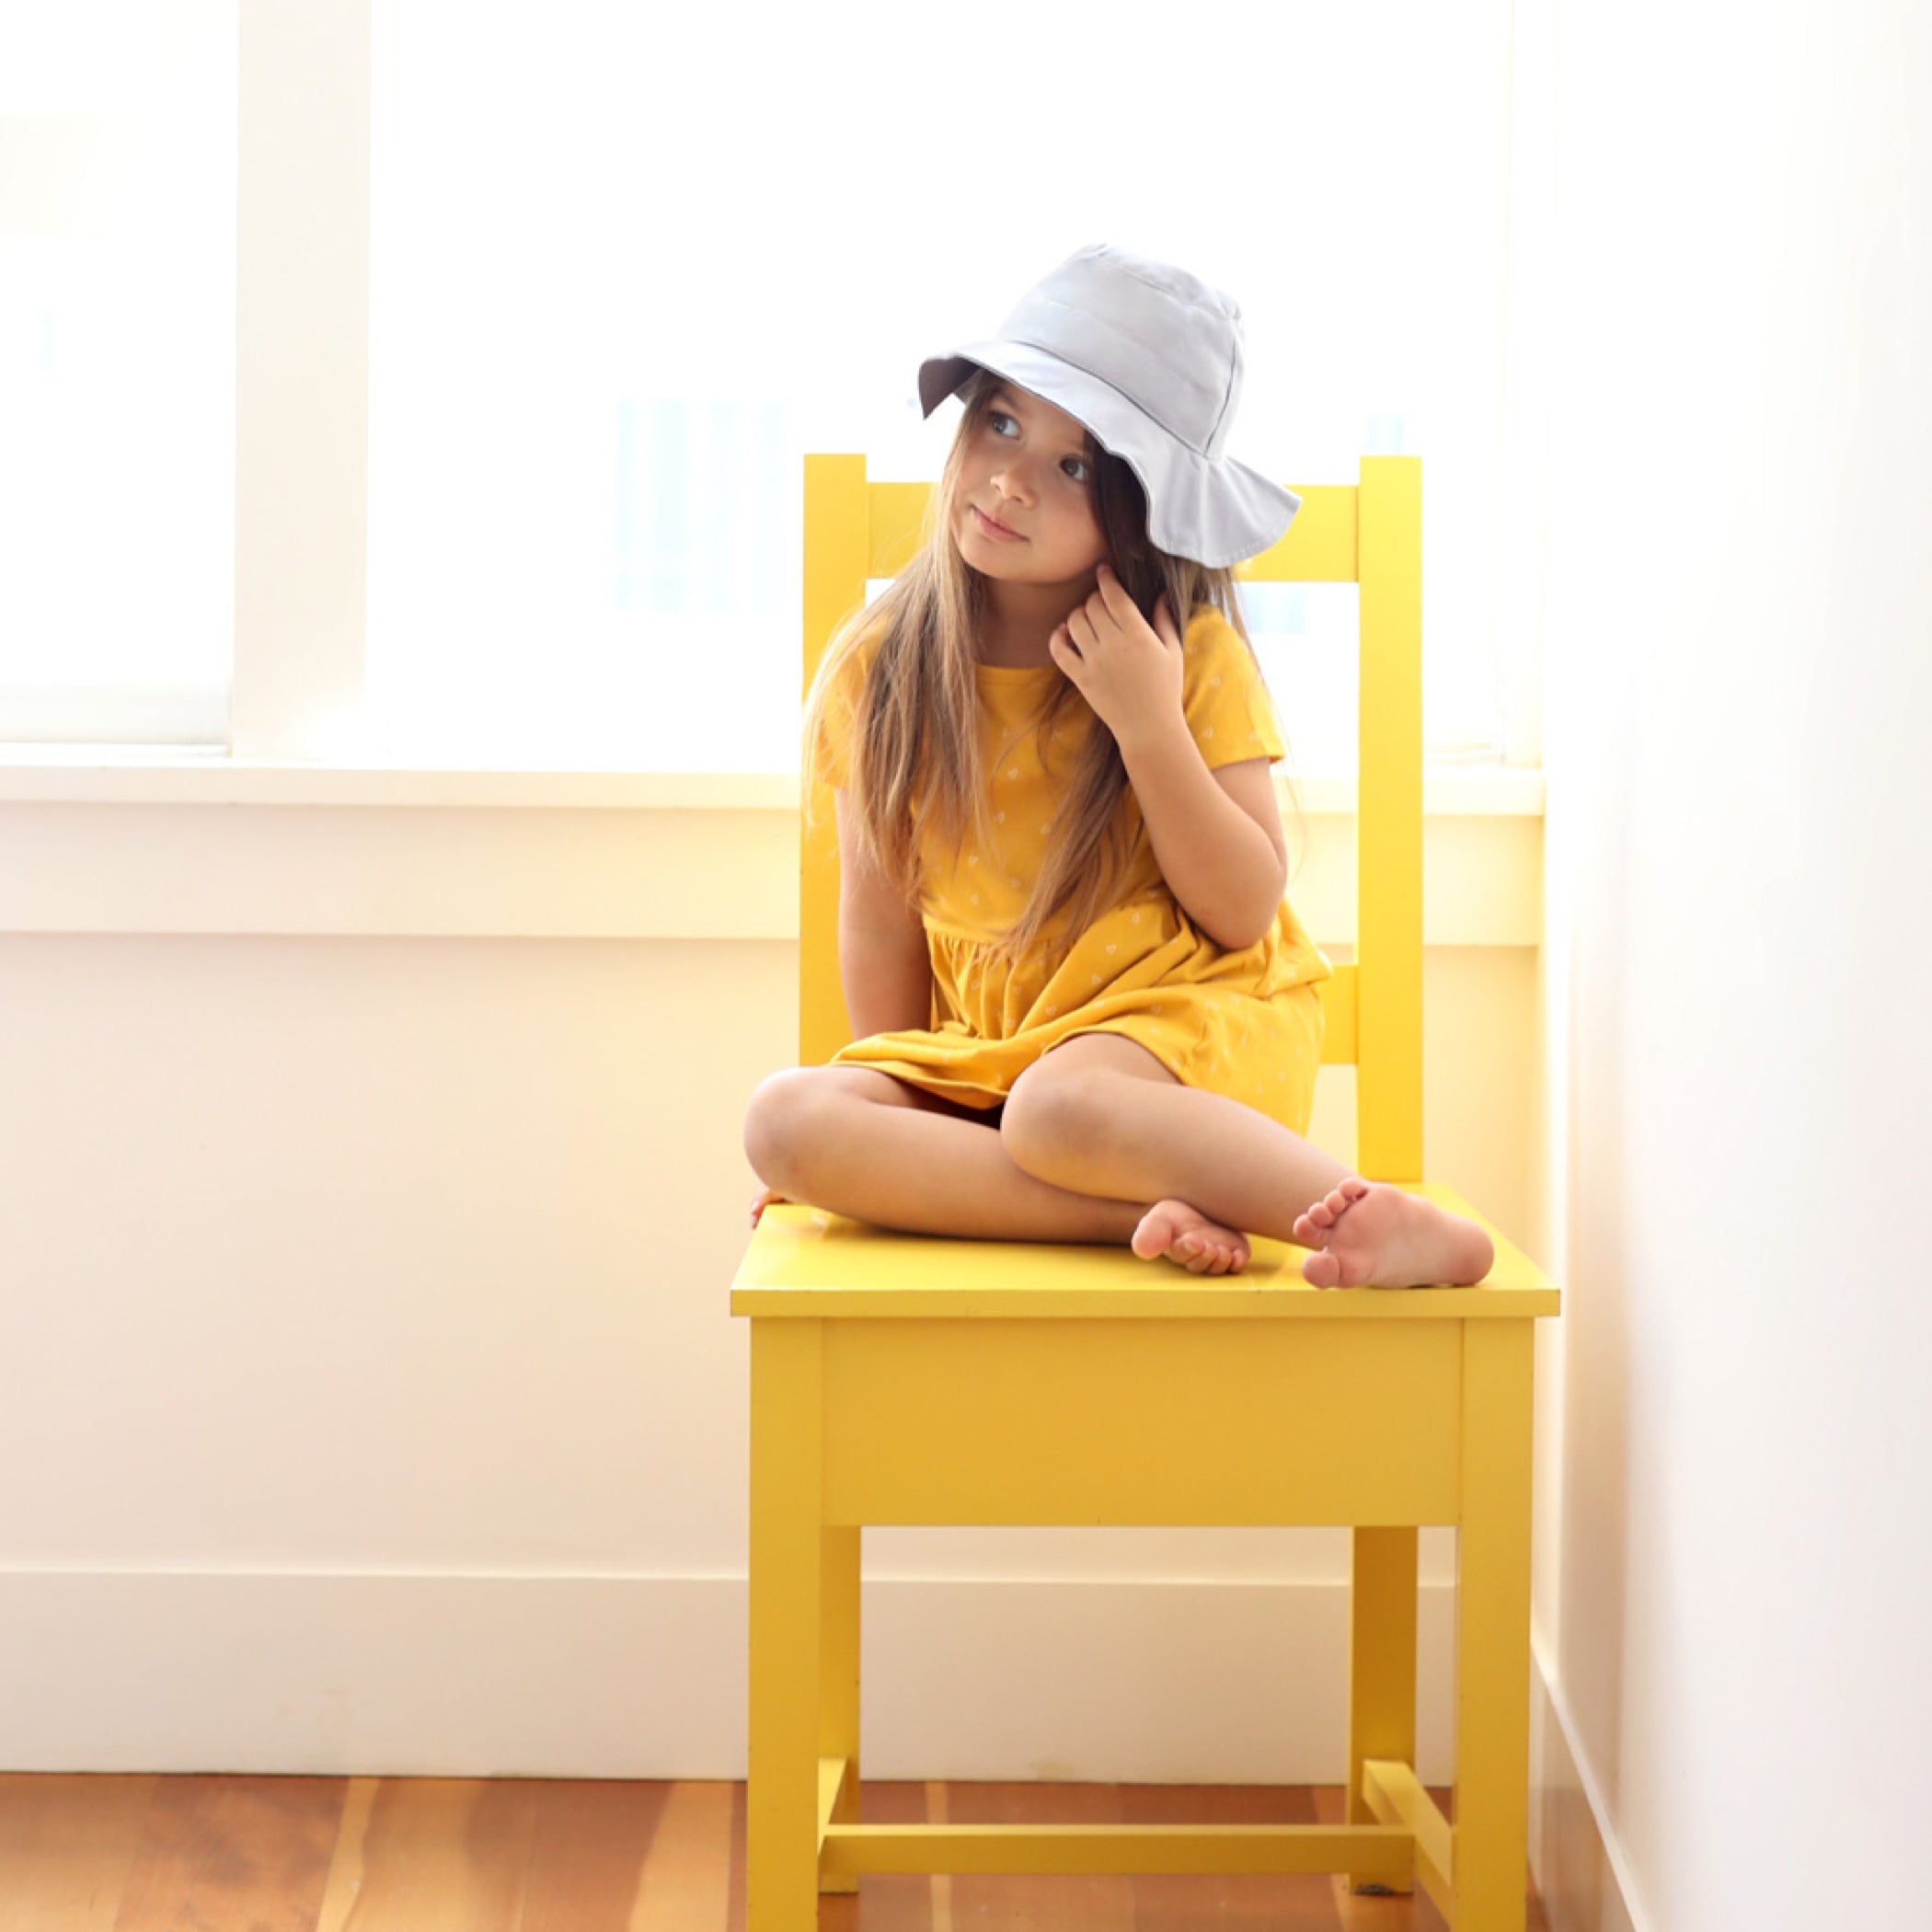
[
  {"x1": 1117, "y1": 730, "x2": 1288, "y2": 951},
  {"x1": 835, "y1": 789, "x2": 933, "y2": 1037},
  {"x1": 1049, "y1": 569, "x2": 1286, "y2": 952}
]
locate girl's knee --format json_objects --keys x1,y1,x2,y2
[
  {"x1": 742, "y1": 1064, "x2": 902, "y2": 1192},
  {"x1": 742, "y1": 1067, "x2": 835, "y2": 1191},
  {"x1": 1001, "y1": 1060, "x2": 1120, "y2": 1181}
]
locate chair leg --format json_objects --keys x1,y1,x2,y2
[
  {"x1": 819, "y1": 1524, "x2": 861, "y2": 1895},
  {"x1": 1347, "y1": 1524, "x2": 1418, "y2": 1893},
  {"x1": 1453, "y1": 1322, "x2": 1535, "y2": 1931},
  {"x1": 747, "y1": 1320, "x2": 825, "y2": 1932}
]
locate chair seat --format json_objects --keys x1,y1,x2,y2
[{"x1": 730, "y1": 1180, "x2": 1558, "y2": 1320}]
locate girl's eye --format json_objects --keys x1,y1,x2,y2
[{"x1": 984, "y1": 408, "x2": 1086, "y2": 481}]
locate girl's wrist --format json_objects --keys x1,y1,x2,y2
[{"x1": 1112, "y1": 707, "x2": 1195, "y2": 773}]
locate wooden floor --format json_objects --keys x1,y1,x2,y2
[{"x1": 0, "y1": 1775, "x2": 1550, "y2": 1930}]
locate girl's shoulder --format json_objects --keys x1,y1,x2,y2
[
  {"x1": 814, "y1": 606, "x2": 890, "y2": 702},
  {"x1": 1179, "y1": 601, "x2": 1253, "y2": 674},
  {"x1": 1177, "y1": 600, "x2": 1282, "y2": 765},
  {"x1": 806, "y1": 609, "x2": 893, "y2": 790}
]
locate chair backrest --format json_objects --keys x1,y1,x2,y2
[{"x1": 798, "y1": 454, "x2": 1424, "y2": 1184}]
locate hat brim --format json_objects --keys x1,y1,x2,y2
[{"x1": 918, "y1": 340, "x2": 1298, "y2": 570}]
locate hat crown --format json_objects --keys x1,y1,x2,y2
[{"x1": 995, "y1": 244, "x2": 1245, "y2": 460}]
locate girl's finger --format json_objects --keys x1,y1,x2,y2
[{"x1": 1152, "y1": 592, "x2": 1182, "y2": 650}]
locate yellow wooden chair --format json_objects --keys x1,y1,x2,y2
[{"x1": 731, "y1": 452, "x2": 1561, "y2": 1930}]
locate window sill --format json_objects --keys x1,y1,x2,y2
[
  {"x1": 0, "y1": 751, "x2": 1542, "y2": 946},
  {"x1": 0, "y1": 749, "x2": 1544, "y2": 818}
]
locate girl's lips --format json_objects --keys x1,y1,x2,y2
[{"x1": 972, "y1": 505, "x2": 1024, "y2": 541}]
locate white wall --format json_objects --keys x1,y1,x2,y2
[
  {"x1": 1530, "y1": 3, "x2": 1932, "y2": 1927},
  {"x1": 0, "y1": 785, "x2": 1538, "y2": 1780}
]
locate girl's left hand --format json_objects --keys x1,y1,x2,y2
[{"x1": 1049, "y1": 564, "x2": 1184, "y2": 753}]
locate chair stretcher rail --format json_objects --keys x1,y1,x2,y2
[
  {"x1": 1363, "y1": 1756, "x2": 1455, "y2": 1918},
  {"x1": 818, "y1": 1820, "x2": 1415, "y2": 1881}
]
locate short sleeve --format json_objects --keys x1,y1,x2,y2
[
  {"x1": 806, "y1": 637, "x2": 871, "y2": 792},
  {"x1": 1179, "y1": 605, "x2": 1286, "y2": 768}
]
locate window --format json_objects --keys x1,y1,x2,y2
[
  {"x1": 367, "y1": 1, "x2": 1516, "y2": 773},
  {"x1": 0, "y1": 4, "x2": 236, "y2": 745},
  {"x1": 5, "y1": 2, "x2": 1522, "y2": 771}
]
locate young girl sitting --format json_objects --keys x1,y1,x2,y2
[{"x1": 742, "y1": 243, "x2": 1494, "y2": 1289}]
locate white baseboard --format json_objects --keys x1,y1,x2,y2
[
  {"x1": 1529, "y1": 1643, "x2": 1647, "y2": 1932},
  {"x1": 0, "y1": 1569, "x2": 1460, "y2": 1783}
]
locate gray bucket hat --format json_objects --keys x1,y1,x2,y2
[{"x1": 917, "y1": 243, "x2": 1299, "y2": 570}]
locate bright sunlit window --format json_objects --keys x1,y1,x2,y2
[
  {"x1": 2, "y1": 2, "x2": 1518, "y2": 772},
  {"x1": 365, "y1": 0, "x2": 1514, "y2": 773},
  {"x1": 0, "y1": 5, "x2": 236, "y2": 745}
]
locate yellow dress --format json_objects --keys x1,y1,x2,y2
[{"x1": 815, "y1": 604, "x2": 1333, "y2": 1136}]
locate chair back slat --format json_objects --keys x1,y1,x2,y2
[
  {"x1": 799, "y1": 454, "x2": 1424, "y2": 1182},
  {"x1": 1355, "y1": 457, "x2": 1424, "y2": 1182},
  {"x1": 1317, "y1": 963, "x2": 1359, "y2": 1066},
  {"x1": 799, "y1": 454, "x2": 867, "y2": 1068},
  {"x1": 1236, "y1": 483, "x2": 1359, "y2": 583}
]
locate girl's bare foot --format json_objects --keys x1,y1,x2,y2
[
  {"x1": 1131, "y1": 1199, "x2": 1251, "y2": 1276},
  {"x1": 1290, "y1": 1177, "x2": 1493, "y2": 1288},
  {"x1": 749, "y1": 1183, "x2": 789, "y2": 1228}
]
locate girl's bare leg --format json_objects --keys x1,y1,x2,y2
[
  {"x1": 744, "y1": 1064, "x2": 1148, "y2": 1248},
  {"x1": 744, "y1": 1036, "x2": 1492, "y2": 1287},
  {"x1": 999, "y1": 1033, "x2": 1494, "y2": 1289}
]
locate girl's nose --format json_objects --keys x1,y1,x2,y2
[{"x1": 993, "y1": 458, "x2": 1037, "y2": 503}]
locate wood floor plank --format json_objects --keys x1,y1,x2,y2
[
  {"x1": 106, "y1": 1775, "x2": 345, "y2": 1932},
  {"x1": 312, "y1": 1777, "x2": 541, "y2": 1932},
  {"x1": 1117, "y1": 1781, "x2": 1342, "y2": 1929},
  {"x1": 925, "y1": 1781, "x2": 951, "y2": 1932},
  {"x1": 515, "y1": 1779, "x2": 673, "y2": 1932},
  {"x1": 943, "y1": 1780, "x2": 1135, "y2": 1931},
  {"x1": 3, "y1": 1774, "x2": 1551, "y2": 1932},
  {"x1": 312, "y1": 1777, "x2": 378, "y2": 1932},
  {"x1": 725, "y1": 1777, "x2": 747, "y2": 1932},
  {"x1": 0, "y1": 1774, "x2": 159, "y2": 1932},
  {"x1": 618, "y1": 1781, "x2": 736, "y2": 1932}
]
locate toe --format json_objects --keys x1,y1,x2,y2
[{"x1": 1303, "y1": 1250, "x2": 1341, "y2": 1288}]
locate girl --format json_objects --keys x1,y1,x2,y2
[{"x1": 742, "y1": 243, "x2": 1494, "y2": 1289}]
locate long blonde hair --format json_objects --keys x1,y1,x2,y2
[{"x1": 802, "y1": 365, "x2": 1302, "y2": 966}]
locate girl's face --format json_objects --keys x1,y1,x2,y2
[{"x1": 953, "y1": 382, "x2": 1110, "y2": 595}]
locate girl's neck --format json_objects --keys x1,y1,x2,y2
[{"x1": 976, "y1": 576, "x2": 1096, "y2": 670}]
